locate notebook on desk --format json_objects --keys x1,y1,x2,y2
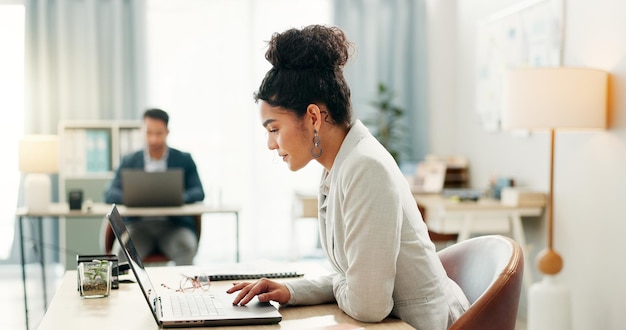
[
  {"x1": 121, "y1": 169, "x2": 184, "y2": 207},
  {"x1": 106, "y1": 204, "x2": 282, "y2": 327}
]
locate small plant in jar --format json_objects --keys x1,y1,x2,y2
[{"x1": 79, "y1": 259, "x2": 112, "y2": 298}]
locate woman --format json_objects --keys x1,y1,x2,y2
[{"x1": 227, "y1": 25, "x2": 469, "y2": 329}]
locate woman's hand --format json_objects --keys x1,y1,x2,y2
[{"x1": 227, "y1": 278, "x2": 291, "y2": 306}]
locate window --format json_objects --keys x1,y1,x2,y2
[
  {"x1": 146, "y1": 0, "x2": 331, "y2": 261},
  {"x1": 0, "y1": 1, "x2": 25, "y2": 259}
]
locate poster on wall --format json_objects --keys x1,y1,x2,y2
[{"x1": 475, "y1": 0, "x2": 564, "y2": 132}]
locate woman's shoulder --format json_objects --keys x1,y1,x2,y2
[
  {"x1": 336, "y1": 141, "x2": 397, "y2": 185},
  {"x1": 344, "y1": 137, "x2": 395, "y2": 169}
]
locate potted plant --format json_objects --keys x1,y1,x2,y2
[
  {"x1": 78, "y1": 259, "x2": 112, "y2": 298},
  {"x1": 363, "y1": 82, "x2": 407, "y2": 164}
]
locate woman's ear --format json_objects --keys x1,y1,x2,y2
[{"x1": 306, "y1": 104, "x2": 322, "y2": 130}]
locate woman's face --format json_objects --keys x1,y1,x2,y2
[{"x1": 260, "y1": 101, "x2": 312, "y2": 171}]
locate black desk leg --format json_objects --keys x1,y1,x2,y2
[
  {"x1": 37, "y1": 216, "x2": 48, "y2": 310},
  {"x1": 18, "y1": 216, "x2": 30, "y2": 330}
]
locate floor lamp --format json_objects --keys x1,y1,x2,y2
[
  {"x1": 503, "y1": 67, "x2": 608, "y2": 330},
  {"x1": 18, "y1": 135, "x2": 59, "y2": 212}
]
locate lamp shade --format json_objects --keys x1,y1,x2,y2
[
  {"x1": 18, "y1": 135, "x2": 59, "y2": 174},
  {"x1": 503, "y1": 67, "x2": 608, "y2": 130}
]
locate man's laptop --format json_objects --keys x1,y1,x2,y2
[
  {"x1": 121, "y1": 169, "x2": 184, "y2": 207},
  {"x1": 106, "y1": 204, "x2": 282, "y2": 327}
]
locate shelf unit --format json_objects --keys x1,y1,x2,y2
[
  {"x1": 57, "y1": 120, "x2": 142, "y2": 269},
  {"x1": 424, "y1": 155, "x2": 470, "y2": 189},
  {"x1": 58, "y1": 121, "x2": 142, "y2": 182},
  {"x1": 443, "y1": 165, "x2": 469, "y2": 189}
]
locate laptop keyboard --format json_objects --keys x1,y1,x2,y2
[{"x1": 170, "y1": 294, "x2": 225, "y2": 317}]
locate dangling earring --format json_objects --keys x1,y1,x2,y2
[{"x1": 310, "y1": 129, "x2": 322, "y2": 158}]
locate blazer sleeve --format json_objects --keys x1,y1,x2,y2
[
  {"x1": 331, "y1": 156, "x2": 401, "y2": 322},
  {"x1": 172, "y1": 150, "x2": 205, "y2": 203},
  {"x1": 284, "y1": 274, "x2": 337, "y2": 305}
]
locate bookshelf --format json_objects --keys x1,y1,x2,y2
[
  {"x1": 57, "y1": 120, "x2": 142, "y2": 269},
  {"x1": 58, "y1": 121, "x2": 142, "y2": 180}
]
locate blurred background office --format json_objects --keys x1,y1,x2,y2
[
  {"x1": 3, "y1": 2, "x2": 428, "y2": 328},
  {"x1": 3, "y1": 0, "x2": 428, "y2": 265},
  {"x1": 5, "y1": 0, "x2": 626, "y2": 330}
]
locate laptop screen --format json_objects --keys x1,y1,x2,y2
[
  {"x1": 105, "y1": 204, "x2": 283, "y2": 328},
  {"x1": 106, "y1": 205, "x2": 160, "y2": 320},
  {"x1": 121, "y1": 169, "x2": 184, "y2": 207}
]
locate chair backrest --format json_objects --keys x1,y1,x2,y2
[
  {"x1": 439, "y1": 235, "x2": 524, "y2": 330},
  {"x1": 100, "y1": 215, "x2": 202, "y2": 264}
]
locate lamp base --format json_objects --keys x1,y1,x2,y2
[
  {"x1": 528, "y1": 275, "x2": 571, "y2": 330},
  {"x1": 24, "y1": 173, "x2": 51, "y2": 212}
]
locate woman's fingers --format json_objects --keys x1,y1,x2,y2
[
  {"x1": 227, "y1": 279, "x2": 290, "y2": 306},
  {"x1": 226, "y1": 282, "x2": 250, "y2": 294},
  {"x1": 237, "y1": 279, "x2": 271, "y2": 305},
  {"x1": 228, "y1": 282, "x2": 255, "y2": 305}
]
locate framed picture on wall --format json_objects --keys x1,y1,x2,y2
[{"x1": 475, "y1": 0, "x2": 564, "y2": 132}]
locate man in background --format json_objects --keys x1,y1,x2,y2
[{"x1": 105, "y1": 108, "x2": 205, "y2": 265}]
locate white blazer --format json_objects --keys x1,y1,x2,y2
[{"x1": 285, "y1": 120, "x2": 469, "y2": 329}]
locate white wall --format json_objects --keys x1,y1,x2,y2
[
  {"x1": 425, "y1": 0, "x2": 457, "y2": 155},
  {"x1": 429, "y1": 0, "x2": 626, "y2": 328}
]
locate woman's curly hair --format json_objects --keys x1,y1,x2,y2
[{"x1": 254, "y1": 25, "x2": 354, "y2": 126}]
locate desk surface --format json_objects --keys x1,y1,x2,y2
[
  {"x1": 39, "y1": 262, "x2": 412, "y2": 330},
  {"x1": 16, "y1": 202, "x2": 240, "y2": 217},
  {"x1": 413, "y1": 194, "x2": 544, "y2": 213},
  {"x1": 413, "y1": 193, "x2": 543, "y2": 234}
]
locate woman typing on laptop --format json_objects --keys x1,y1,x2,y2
[
  {"x1": 227, "y1": 25, "x2": 469, "y2": 329},
  {"x1": 104, "y1": 109, "x2": 205, "y2": 265}
]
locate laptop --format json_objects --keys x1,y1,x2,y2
[
  {"x1": 106, "y1": 204, "x2": 283, "y2": 327},
  {"x1": 121, "y1": 169, "x2": 184, "y2": 207}
]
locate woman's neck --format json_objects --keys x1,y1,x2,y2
[{"x1": 316, "y1": 123, "x2": 350, "y2": 171}]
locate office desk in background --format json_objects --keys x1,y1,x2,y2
[
  {"x1": 15, "y1": 202, "x2": 240, "y2": 330},
  {"x1": 38, "y1": 263, "x2": 413, "y2": 330},
  {"x1": 413, "y1": 193, "x2": 544, "y2": 288}
]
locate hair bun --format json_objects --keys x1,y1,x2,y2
[{"x1": 265, "y1": 25, "x2": 351, "y2": 72}]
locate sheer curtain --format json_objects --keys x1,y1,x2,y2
[
  {"x1": 334, "y1": 0, "x2": 430, "y2": 163},
  {"x1": 8, "y1": 0, "x2": 145, "y2": 263},
  {"x1": 0, "y1": 1, "x2": 25, "y2": 261},
  {"x1": 25, "y1": 0, "x2": 145, "y2": 133},
  {"x1": 146, "y1": 0, "x2": 330, "y2": 262}
]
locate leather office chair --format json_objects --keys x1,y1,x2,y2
[
  {"x1": 101, "y1": 215, "x2": 202, "y2": 264},
  {"x1": 440, "y1": 235, "x2": 524, "y2": 330}
]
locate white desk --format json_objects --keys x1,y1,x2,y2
[
  {"x1": 38, "y1": 263, "x2": 413, "y2": 330},
  {"x1": 15, "y1": 202, "x2": 240, "y2": 330},
  {"x1": 414, "y1": 194, "x2": 544, "y2": 289}
]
